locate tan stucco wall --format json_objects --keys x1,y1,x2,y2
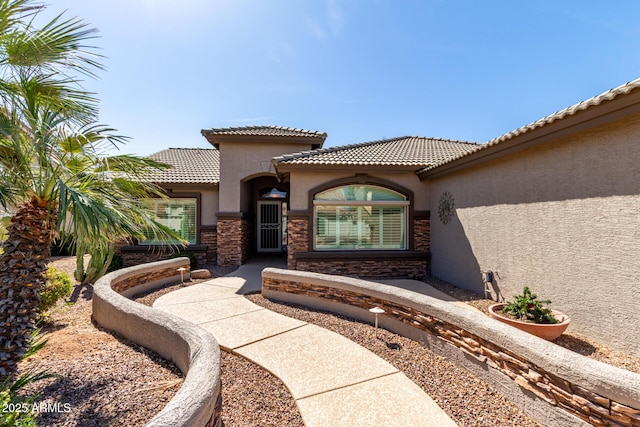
[
  {"x1": 429, "y1": 113, "x2": 640, "y2": 356},
  {"x1": 163, "y1": 185, "x2": 219, "y2": 226},
  {"x1": 218, "y1": 142, "x2": 314, "y2": 212},
  {"x1": 288, "y1": 171, "x2": 429, "y2": 211}
]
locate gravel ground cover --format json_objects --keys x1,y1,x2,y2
[
  {"x1": 133, "y1": 278, "x2": 305, "y2": 427},
  {"x1": 16, "y1": 257, "x2": 301, "y2": 427},
  {"x1": 246, "y1": 293, "x2": 541, "y2": 427},
  {"x1": 15, "y1": 257, "x2": 639, "y2": 426},
  {"x1": 16, "y1": 279, "x2": 183, "y2": 426},
  {"x1": 424, "y1": 276, "x2": 640, "y2": 374}
]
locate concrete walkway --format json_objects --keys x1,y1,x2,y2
[{"x1": 153, "y1": 256, "x2": 458, "y2": 427}]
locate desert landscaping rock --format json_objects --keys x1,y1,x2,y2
[
  {"x1": 246, "y1": 293, "x2": 543, "y2": 427},
  {"x1": 16, "y1": 257, "x2": 639, "y2": 426},
  {"x1": 190, "y1": 269, "x2": 212, "y2": 279}
]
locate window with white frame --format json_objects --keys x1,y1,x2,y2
[
  {"x1": 314, "y1": 185, "x2": 408, "y2": 250},
  {"x1": 141, "y1": 198, "x2": 197, "y2": 244}
]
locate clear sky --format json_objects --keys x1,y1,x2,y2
[{"x1": 45, "y1": 0, "x2": 640, "y2": 156}]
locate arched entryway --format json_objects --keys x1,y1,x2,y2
[{"x1": 242, "y1": 175, "x2": 289, "y2": 254}]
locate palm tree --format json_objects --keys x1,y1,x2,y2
[
  {"x1": 56, "y1": 132, "x2": 183, "y2": 285},
  {"x1": 0, "y1": 0, "x2": 183, "y2": 379}
]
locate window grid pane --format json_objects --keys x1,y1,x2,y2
[
  {"x1": 142, "y1": 198, "x2": 196, "y2": 245},
  {"x1": 315, "y1": 204, "x2": 405, "y2": 250}
]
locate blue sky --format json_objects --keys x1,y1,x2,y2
[{"x1": 47, "y1": 0, "x2": 640, "y2": 156}]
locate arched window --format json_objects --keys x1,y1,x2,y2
[{"x1": 314, "y1": 184, "x2": 408, "y2": 250}]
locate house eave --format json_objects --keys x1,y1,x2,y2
[
  {"x1": 274, "y1": 162, "x2": 425, "y2": 177},
  {"x1": 201, "y1": 132, "x2": 326, "y2": 150},
  {"x1": 419, "y1": 87, "x2": 640, "y2": 180}
]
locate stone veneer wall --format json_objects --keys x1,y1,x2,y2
[
  {"x1": 413, "y1": 213, "x2": 430, "y2": 253},
  {"x1": 217, "y1": 218, "x2": 253, "y2": 266},
  {"x1": 111, "y1": 265, "x2": 190, "y2": 295},
  {"x1": 119, "y1": 247, "x2": 208, "y2": 268},
  {"x1": 261, "y1": 268, "x2": 640, "y2": 427},
  {"x1": 287, "y1": 213, "x2": 430, "y2": 278},
  {"x1": 200, "y1": 226, "x2": 217, "y2": 264},
  {"x1": 295, "y1": 258, "x2": 427, "y2": 278},
  {"x1": 287, "y1": 216, "x2": 309, "y2": 270}
]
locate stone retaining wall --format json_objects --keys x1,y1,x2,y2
[
  {"x1": 93, "y1": 258, "x2": 222, "y2": 427},
  {"x1": 262, "y1": 268, "x2": 640, "y2": 427},
  {"x1": 118, "y1": 246, "x2": 209, "y2": 268}
]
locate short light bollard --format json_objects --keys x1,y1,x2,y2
[
  {"x1": 369, "y1": 306, "x2": 385, "y2": 337},
  {"x1": 177, "y1": 267, "x2": 187, "y2": 283}
]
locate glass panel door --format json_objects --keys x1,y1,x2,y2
[{"x1": 257, "y1": 201, "x2": 282, "y2": 252}]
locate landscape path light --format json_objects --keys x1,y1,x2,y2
[
  {"x1": 177, "y1": 267, "x2": 187, "y2": 283},
  {"x1": 369, "y1": 306, "x2": 385, "y2": 337}
]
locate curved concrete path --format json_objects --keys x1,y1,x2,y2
[{"x1": 153, "y1": 256, "x2": 457, "y2": 427}]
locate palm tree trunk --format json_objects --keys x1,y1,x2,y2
[{"x1": 0, "y1": 196, "x2": 54, "y2": 380}]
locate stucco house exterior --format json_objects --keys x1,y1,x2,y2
[{"x1": 117, "y1": 78, "x2": 640, "y2": 356}]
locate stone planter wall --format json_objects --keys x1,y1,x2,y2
[
  {"x1": 262, "y1": 268, "x2": 640, "y2": 427},
  {"x1": 93, "y1": 258, "x2": 222, "y2": 427}
]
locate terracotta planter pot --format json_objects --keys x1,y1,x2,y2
[{"x1": 488, "y1": 303, "x2": 570, "y2": 341}]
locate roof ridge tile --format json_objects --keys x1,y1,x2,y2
[
  {"x1": 420, "y1": 77, "x2": 640, "y2": 172},
  {"x1": 202, "y1": 125, "x2": 327, "y2": 137},
  {"x1": 272, "y1": 135, "x2": 478, "y2": 164}
]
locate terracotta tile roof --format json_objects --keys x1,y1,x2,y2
[
  {"x1": 273, "y1": 136, "x2": 479, "y2": 167},
  {"x1": 201, "y1": 125, "x2": 327, "y2": 139},
  {"x1": 419, "y1": 77, "x2": 640, "y2": 173},
  {"x1": 147, "y1": 148, "x2": 219, "y2": 184}
]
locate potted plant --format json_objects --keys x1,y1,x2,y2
[{"x1": 488, "y1": 286, "x2": 570, "y2": 340}]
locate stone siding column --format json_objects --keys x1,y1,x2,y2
[
  {"x1": 414, "y1": 211, "x2": 431, "y2": 275},
  {"x1": 287, "y1": 213, "x2": 309, "y2": 270},
  {"x1": 217, "y1": 214, "x2": 252, "y2": 266},
  {"x1": 240, "y1": 218, "x2": 253, "y2": 264},
  {"x1": 200, "y1": 225, "x2": 217, "y2": 264}
]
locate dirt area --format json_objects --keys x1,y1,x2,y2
[
  {"x1": 16, "y1": 257, "x2": 301, "y2": 427},
  {"x1": 14, "y1": 257, "x2": 639, "y2": 426},
  {"x1": 15, "y1": 257, "x2": 183, "y2": 427}
]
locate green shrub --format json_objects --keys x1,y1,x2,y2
[
  {"x1": 169, "y1": 251, "x2": 197, "y2": 269},
  {"x1": 0, "y1": 372, "x2": 48, "y2": 427},
  {"x1": 106, "y1": 254, "x2": 123, "y2": 272},
  {"x1": 501, "y1": 286, "x2": 559, "y2": 324},
  {"x1": 50, "y1": 235, "x2": 75, "y2": 257},
  {"x1": 0, "y1": 332, "x2": 57, "y2": 427},
  {"x1": 38, "y1": 267, "x2": 73, "y2": 313},
  {"x1": 0, "y1": 215, "x2": 10, "y2": 242}
]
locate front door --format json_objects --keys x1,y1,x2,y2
[{"x1": 257, "y1": 201, "x2": 282, "y2": 252}]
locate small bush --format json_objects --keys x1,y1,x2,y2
[
  {"x1": 107, "y1": 254, "x2": 123, "y2": 272},
  {"x1": 38, "y1": 267, "x2": 73, "y2": 313},
  {"x1": 50, "y1": 235, "x2": 75, "y2": 257},
  {"x1": 0, "y1": 332, "x2": 57, "y2": 427},
  {"x1": 501, "y1": 286, "x2": 559, "y2": 324},
  {"x1": 1, "y1": 377, "x2": 38, "y2": 427}
]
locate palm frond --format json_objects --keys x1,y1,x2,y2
[
  {"x1": 4, "y1": 9, "x2": 104, "y2": 77},
  {"x1": 7, "y1": 370, "x2": 58, "y2": 393},
  {"x1": 22, "y1": 327, "x2": 47, "y2": 359},
  {"x1": 0, "y1": 0, "x2": 40, "y2": 37}
]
